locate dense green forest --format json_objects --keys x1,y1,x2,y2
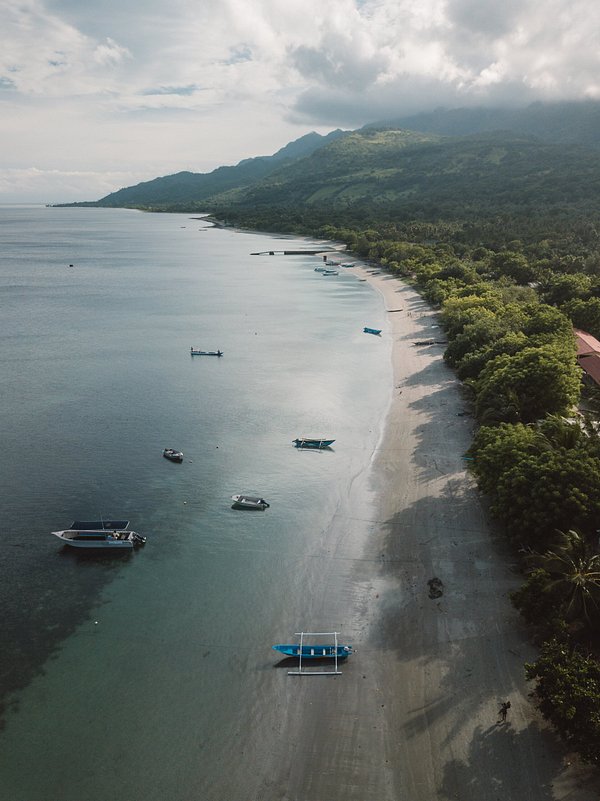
[
  {"x1": 70, "y1": 99, "x2": 600, "y2": 765},
  {"x1": 308, "y1": 223, "x2": 600, "y2": 766}
]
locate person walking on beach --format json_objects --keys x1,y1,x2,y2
[{"x1": 498, "y1": 701, "x2": 511, "y2": 723}]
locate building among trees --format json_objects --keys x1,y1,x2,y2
[{"x1": 575, "y1": 329, "x2": 600, "y2": 386}]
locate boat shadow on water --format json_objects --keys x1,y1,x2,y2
[
  {"x1": 271, "y1": 656, "x2": 350, "y2": 673},
  {"x1": 271, "y1": 656, "x2": 346, "y2": 669},
  {"x1": 57, "y1": 547, "x2": 134, "y2": 563}
]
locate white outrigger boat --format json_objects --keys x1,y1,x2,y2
[{"x1": 52, "y1": 520, "x2": 146, "y2": 550}]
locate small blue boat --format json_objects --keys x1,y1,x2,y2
[
  {"x1": 363, "y1": 327, "x2": 382, "y2": 336},
  {"x1": 293, "y1": 437, "x2": 335, "y2": 449},
  {"x1": 272, "y1": 644, "x2": 353, "y2": 659}
]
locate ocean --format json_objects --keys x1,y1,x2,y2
[{"x1": 0, "y1": 206, "x2": 390, "y2": 799}]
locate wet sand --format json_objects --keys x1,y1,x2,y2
[{"x1": 254, "y1": 265, "x2": 600, "y2": 800}]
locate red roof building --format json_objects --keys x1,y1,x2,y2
[{"x1": 575, "y1": 329, "x2": 600, "y2": 386}]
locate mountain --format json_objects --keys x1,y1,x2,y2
[
  {"x1": 367, "y1": 100, "x2": 600, "y2": 148},
  {"x1": 62, "y1": 100, "x2": 600, "y2": 233},
  {"x1": 206, "y1": 126, "x2": 600, "y2": 222},
  {"x1": 74, "y1": 130, "x2": 347, "y2": 208}
]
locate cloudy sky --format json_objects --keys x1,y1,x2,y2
[{"x1": 2, "y1": 0, "x2": 599, "y2": 202}]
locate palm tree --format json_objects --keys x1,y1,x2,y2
[
  {"x1": 529, "y1": 530, "x2": 600, "y2": 625},
  {"x1": 537, "y1": 414, "x2": 584, "y2": 451}
]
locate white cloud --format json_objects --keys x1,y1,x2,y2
[
  {"x1": 1, "y1": 0, "x2": 600, "y2": 200},
  {"x1": 93, "y1": 38, "x2": 131, "y2": 67}
]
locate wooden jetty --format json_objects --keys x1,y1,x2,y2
[{"x1": 250, "y1": 249, "x2": 337, "y2": 256}]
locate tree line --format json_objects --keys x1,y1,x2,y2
[{"x1": 316, "y1": 220, "x2": 600, "y2": 765}]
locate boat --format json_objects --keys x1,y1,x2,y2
[
  {"x1": 163, "y1": 448, "x2": 183, "y2": 462},
  {"x1": 272, "y1": 643, "x2": 352, "y2": 658},
  {"x1": 293, "y1": 438, "x2": 335, "y2": 449},
  {"x1": 231, "y1": 494, "x2": 270, "y2": 510},
  {"x1": 52, "y1": 520, "x2": 146, "y2": 550},
  {"x1": 322, "y1": 269, "x2": 339, "y2": 276},
  {"x1": 314, "y1": 266, "x2": 327, "y2": 272},
  {"x1": 272, "y1": 631, "x2": 352, "y2": 675},
  {"x1": 190, "y1": 347, "x2": 223, "y2": 356},
  {"x1": 363, "y1": 327, "x2": 382, "y2": 336}
]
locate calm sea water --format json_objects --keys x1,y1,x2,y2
[{"x1": 0, "y1": 206, "x2": 390, "y2": 799}]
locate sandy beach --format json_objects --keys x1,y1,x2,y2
[{"x1": 255, "y1": 264, "x2": 600, "y2": 801}]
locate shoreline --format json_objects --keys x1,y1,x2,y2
[
  {"x1": 353, "y1": 263, "x2": 600, "y2": 799},
  {"x1": 263, "y1": 260, "x2": 600, "y2": 799}
]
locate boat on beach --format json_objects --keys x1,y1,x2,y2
[
  {"x1": 52, "y1": 520, "x2": 146, "y2": 550},
  {"x1": 293, "y1": 437, "x2": 335, "y2": 449},
  {"x1": 273, "y1": 631, "x2": 352, "y2": 675},
  {"x1": 272, "y1": 643, "x2": 352, "y2": 658},
  {"x1": 231, "y1": 494, "x2": 270, "y2": 510},
  {"x1": 190, "y1": 347, "x2": 223, "y2": 356},
  {"x1": 163, "y1": 448, "x2": 184, "y2": 462},
  {"x1": 363, "y1": 327, "x2": 382, "y2": 335}
]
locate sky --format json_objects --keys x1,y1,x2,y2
[{"x1": 2, "y1": 0, "x2": 600, "y2": 202}]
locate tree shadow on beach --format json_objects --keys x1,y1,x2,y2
[
  {"x1": 437, "y1": 722, "x2": 559, "y2": 801},
  {"x1": 368, "y1": 488, "x2": 497, "y2": 659},
  {"x1": 358, "y1": 392, "x2": 600, "y2": 796}
]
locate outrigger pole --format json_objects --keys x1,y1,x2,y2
[{"x1": 287, "y1": 631, "x2": 343, "y2": 676}]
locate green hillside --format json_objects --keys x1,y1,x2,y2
[
  {"x1": 206, "y1": 127, "x2": 600, "y2": 234},
  {"x1": 62, "y1": 129, "x2": 347, "y2": 209},
  {"x1": 369, "y1": 100, "x2": 600, "y2": 147},
  {"x1": 57, "y1": 100, "x2": 600, "y2": 250}
]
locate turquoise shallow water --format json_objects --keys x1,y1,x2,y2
[{"x1": 0, "y1": 206, "x2": 390, "y2": 799}]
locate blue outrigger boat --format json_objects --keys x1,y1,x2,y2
[
  {"x1": 273, "y1": 632, "x2": 353, "y2": 675},
  {"x1": 293, "y1": 437, "x2": 335, "y2": 449},
  {"x1": 272, "y1": 644, "x2": 353, "y2": 658},
  {"x1": 363, "y1": 327, "x2": 382, "y2": 336}
]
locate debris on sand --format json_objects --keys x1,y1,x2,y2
[{"x1": 427, "y1": 577, "x2": 444, "y2": 598}]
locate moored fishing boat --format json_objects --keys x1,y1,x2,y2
[
  {"x1": 363, "y1": 327, "x2": 382, "y2": 335},
  {"x1": 272, "y1": 643, "x2": 352, "y2": 658},
  {"x1": 293, "y1": 437, "x2": 335, "y2": 449},
  {"x1": 163, "y1": 448, "x2": 184, "y2": 462},
  {"x1": 52, "y1": 521, "x2": 146, "y2": 550},
  {"x1": 190, "y1": 347, "x2": 223, "y2": 356},
  {"x1": 272, "y1": 631, "x2": 353, "y2": 675},
  {"x1": 231, "y1": 494, "x2": 270, "y2": 510}
]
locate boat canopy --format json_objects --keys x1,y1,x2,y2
[{"x1": 71, "y1": 520, "x2": 129, "y2": 530}]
